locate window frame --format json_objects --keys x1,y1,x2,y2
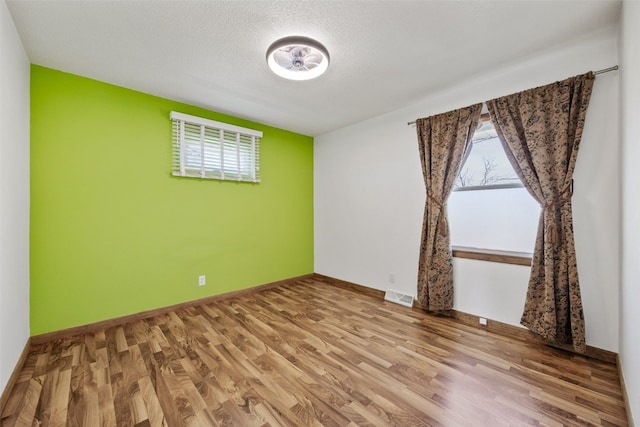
[
  {"x1": 454, "y1": 182, "x2": 524, "y2": 192},
  {"x1": 170, "y1": 111, "x2": 262, "y2": 183}
]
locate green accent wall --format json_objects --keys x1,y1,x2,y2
[{"x1": 30, "y1": 65, "x2": 314, "y2": 335}]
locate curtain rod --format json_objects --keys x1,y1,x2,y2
[
  {"x1": 406, "y1": 65, "x2": 619, "y2": 126},
  {"x1": 593, "y1": 65, "x2": 619, "y2": 75}
]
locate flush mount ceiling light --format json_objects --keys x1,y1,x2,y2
[{"x1": 266, "y1": 36, "x2": 330, "y2": 81}]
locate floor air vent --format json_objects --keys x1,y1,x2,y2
[{"x1": 384, "y1": 290, "x2": 414, "y2": 308}]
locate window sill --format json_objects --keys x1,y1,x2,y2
[{"x1": 452, "y1": 246, "x2": 532, "y2": 266}]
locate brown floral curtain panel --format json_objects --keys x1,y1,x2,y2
[
  {"x1": 486, "y1": 72, "x2": 594, "y2": 352},
  {"x1": 415, "y1": 104, "x2": 482, "y2": 311}
]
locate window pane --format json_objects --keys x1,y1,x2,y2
[
  {"x1": 203, "y1": 127, "x2": 222, "y2": 175},
  {"x1": 454, "y1": 121, "x2": 521, "y2": 190},
  {"x1": 449, "y1": 187, "x2": 539, "y2": 252}
]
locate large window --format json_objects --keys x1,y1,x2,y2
[
  {"x1": 171, "y1": 112, "x2": 262, "y2": 182},
  {"x1": 454, "y1": 118, "x2": 521, "y2": 191},
  {"x1": 449, "y1": 115, "x2": 539, "y2": 253}
]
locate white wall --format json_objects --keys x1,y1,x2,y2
[
  {"x1": 0, "y1": 0, "x2": 30, "y2": 394},
  {"x1": 315, "y1": 26, "x2": 620, "y2": 351},
  {"x1": 619, "y1": 0, "x2": 640, "y2": 421}
]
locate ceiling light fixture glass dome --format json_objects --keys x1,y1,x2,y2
[{"x1": 266, "y1": 36, "x2": 330, "y2": 81}]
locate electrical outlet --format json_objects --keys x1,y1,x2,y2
[
  {"x1": 479, "y1": 317, "x2": 488, "y2": 326},
  {"x1": 389, "y1": 273, "x2": 396, "y2": 283},
  {"x1": 199, "y1": 275, "x2": 206, "y2": 286}
]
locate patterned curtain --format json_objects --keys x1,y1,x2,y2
[
  {"x1": 415, "y1": 104, "x2": 482, "y2": 311},
  {"x1": 486, "y1": 72, "x2": 594, "y2": 352}
]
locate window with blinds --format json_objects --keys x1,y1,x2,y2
[{"x1": 171, "y1": 112, "x2": 262, "y2": 182}]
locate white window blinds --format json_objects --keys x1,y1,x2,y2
[{"x1": 171, "y1": 111, "x2": 262, "y2": 182}]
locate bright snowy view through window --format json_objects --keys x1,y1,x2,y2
[{"x1": 454, "y1": 119, "x2": 522, "y2": 190}]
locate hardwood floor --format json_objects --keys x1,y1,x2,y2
[{"x1": 1, "y1": 276, "x2": 628, "y2": 426}]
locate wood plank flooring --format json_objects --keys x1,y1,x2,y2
[{"x1": 1, "y1": 276, "x2": 629, "y2": 426}]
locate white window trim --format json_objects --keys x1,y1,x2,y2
[
  {"x1": 170, "y1": 112, "x2": 263, "y2": 138},
  {"x1": 171, "y1": 111, "x2": 262, "y2": 183}
]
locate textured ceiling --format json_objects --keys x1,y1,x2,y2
[{"x1": 7, "y1": 0, "x2": 621, "y2": 136}]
